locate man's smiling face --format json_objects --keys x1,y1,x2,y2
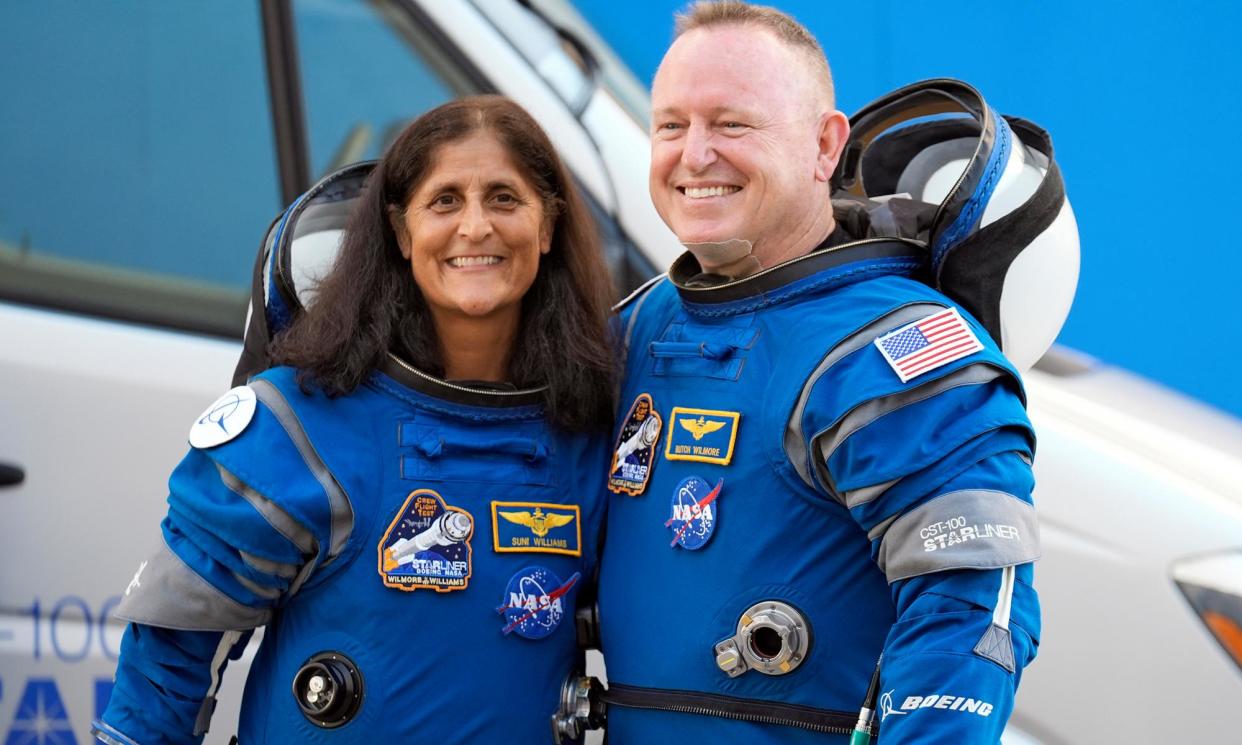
[{"x1": 649, "y1": 25, "x2": 842, "y2": 267}]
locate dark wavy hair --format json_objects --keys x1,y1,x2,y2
[{"x1": 271, "y1": 96, "x2": 616, "y2": 431}]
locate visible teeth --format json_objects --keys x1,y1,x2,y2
[
  {"x1": 448, "y1": 256, "x2": 501, "y2": 267},
  {"x1": 684, "y1": 186, "x2": 740, "y2": 199}
]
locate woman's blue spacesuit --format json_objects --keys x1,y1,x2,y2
[{"x1": 95, "y1": 360, "x2": 606, "y2": 743}]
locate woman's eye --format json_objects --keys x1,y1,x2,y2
[{"x1": 431, "y1": 194, "x2": 457, "y2": 208}]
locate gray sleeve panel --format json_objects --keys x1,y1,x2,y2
[
  {"x1": 249, "y1": 378, "x2": 354, "y2": 564},
  {"x1": 875, "y1": 489, "x2": 1041, "y2": 583},
  {"x1": 239, "y1": 550, "x2": 299, "y2": 580},
  {"x1": 193, "y1": 629, "x2": 243, "y2": 735},
  {"x1": 232, "y1": 572, "x2": 282, "y2": 601},
  {"x1": 217, "y1": 463, "x2": 317, "y2": 557},
  {"x1": 814, "y1": 363, "x2": 1005, "y2": 507},
  {"x1": 783, "y1": 302, "x2": 946, "y2": 492},
  {"x1": 841, "y1": 478, "x2": 901, "y2": 511},
  {"x1": 113, "y1": 540, "x2": 270, "y2": 632}
]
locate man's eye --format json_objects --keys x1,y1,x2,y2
[
  {"x1": 722, "y1": 121, "x2": 746, "y2": 129},
  {"x1": 657, "y1": 122, "x2": 683, "y2": 132}
]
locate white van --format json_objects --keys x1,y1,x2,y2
[{"x1": 2, "y1": 2, "x2": 1240, "y2": 743}]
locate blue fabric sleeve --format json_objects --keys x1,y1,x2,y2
[{"x1": 94, "y1": 624, "x2": 251, "y2": 745}]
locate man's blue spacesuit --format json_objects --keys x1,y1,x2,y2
[
  {"x1": 94, "y1": 359, "x2": 606, "y2": 744},
  {"x1": 597, "y1": 225, "x2": 1042, "y2": 744}
]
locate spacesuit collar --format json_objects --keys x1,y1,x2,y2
[
  {"x1": 668, "y1": 206, "x2": 926, "y2": 309},
  {"x1": 379, "y1": 353, "x2": 547, "y2": 409}
]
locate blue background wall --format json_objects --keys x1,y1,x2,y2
[{"x1": 575, "y1": 0, "x2": 1242, "y2": 418}]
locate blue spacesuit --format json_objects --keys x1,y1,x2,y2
[
  {"x1": 597, "y1": 225, "x2": 1042, "y2": 743},
  {"x1": 94, "y1": 359, "x2": 606, "y2": 744}
]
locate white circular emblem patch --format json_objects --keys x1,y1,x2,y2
[{"x1": 189, "y1": 386, "x2": 258, "y2": 449}]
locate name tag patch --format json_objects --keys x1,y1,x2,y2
[
  {"x1": 608, "y1": 393, "x2": 663, "y2": 495},
  {"x1": 664, "y1": 407, "x2": 740, "y2": 465},
  {"x1": 491, "y1": 502, "x2": 582, "y2": 556},
  {"x1": 497, "y1": 565, "x2": 580, "y2": 639},
  {"x1": 378, "y1": 489, "x2": 474, "y2": 593}
]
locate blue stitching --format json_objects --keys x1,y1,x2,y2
[{"x1": 933, "y1": 111, "x2": 1012, "y2": 266}]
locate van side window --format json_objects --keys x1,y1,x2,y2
[
  {"x1": 0, "y1": 2, "x2": 281, "y2": 337},
  {"x1": 294, "y1": 0, "x2": 479, "y2": 179}
]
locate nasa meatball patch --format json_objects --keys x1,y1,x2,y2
[
  {"x1": 378, "y1": 489, "x2": 474, "y2": 592},
  {"x1": 666, "y1": 476, "x2": 723, "y2": 550},
  {"x1": 497, "y1": 566, "x2": 580, "y2": 639},
  {"x1": 607, "y1": 393, "x2": 663, "y2": 496}
]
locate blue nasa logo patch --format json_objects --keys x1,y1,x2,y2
[
  {"x1": 666, "y1": 476, "x2": 723, "y2": 550},
  {"x1": 378, "y1": 489, "x2": 474, "y2": 593},
  {"x1": 496, "y1": 566, "x2": 581, "y2": 640}
]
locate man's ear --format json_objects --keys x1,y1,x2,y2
[
  {"x1": 814, "y1": 110, "x2": 851, "y2": 183},
  {"x1": 388, "y1": 206, "x2": 411, "y2": 259}
]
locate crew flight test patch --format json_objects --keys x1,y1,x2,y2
[
  {"x1": 378, "y1": 489, "x2": 474, "y2": 592},
  {"x1": 608, "y1": 393, "x2": 662, "y2": 495},
  {"x1": 874, "y1": 307, "x2": 983, "y2": 383}
]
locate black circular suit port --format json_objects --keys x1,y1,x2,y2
[
  {"x1": 749, "y1": 626, "x2": 784, "y2": 660},
  {"x1": 292, "y1": 651, "x2": 365, "y2": 728}
]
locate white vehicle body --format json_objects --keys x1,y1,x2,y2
[{"x1": 1, "y1": 2, "x2": 1239, "y2": 744}]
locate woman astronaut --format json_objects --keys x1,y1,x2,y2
[{"x1": 93, "y1": 96, "x2": 615, "y2": 743}]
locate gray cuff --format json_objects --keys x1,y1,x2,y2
[
  {"x1": 113, "y1": 539, "x2": 270, "y2": 631},
  {"x1": 874, "y1": 489, "x2": 1041, "y2": 582}
]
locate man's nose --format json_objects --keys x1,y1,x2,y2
[
  {"x1": 681, "y1": 123, "x2": 718, "y2": 172},
  {"x1": 457, "y1": 199, "x2": 492, "y2": 242}
]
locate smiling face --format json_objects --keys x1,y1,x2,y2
[
  {"x1": 649, "y1": 25, "x2": 848, "y2": 267},
  {"x1": 393, "y1": 131, "x2": 551, "y2": 329}
]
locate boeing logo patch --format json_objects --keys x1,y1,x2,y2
[
  {"x1": 665, "y1": 407, "x2": 740, "y2": 465},
  {"x1": 189, "y1": 385, "x2": 257, "y2": 449},
  {"x1": 608, "y1": 393, "x2": 663, "y2": 496},
  {"x1": 378, "y1": 489, "x2": 474, "y2": 592},
  {"x1": 497, "y1": 565, "x2": 580, "y2": 640},
  {"x1": 492, "y1": 501, "x2": 582, "y2": 556},
  {"x1": 874, "y1": 307, "x2": 983, "y2": 383},
  {"x1": 666, "y1": 476, "x2": 723, "y2": 550},
  {"x1": 896, "y1": 693, "x2": 994, "y2": 717}
]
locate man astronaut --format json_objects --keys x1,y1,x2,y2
[{"x1": 592, "y1": 2, "x2": 1049, "y2": 742}]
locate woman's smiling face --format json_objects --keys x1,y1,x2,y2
[{"x1": 395, "y1": 131, "x2": 550, "y2": 326}]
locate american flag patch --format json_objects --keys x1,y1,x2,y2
[{"x1": 874, "y1": 307, "x2": 984, "y2": 383}]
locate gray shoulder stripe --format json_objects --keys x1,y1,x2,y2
[
  {"x1": 239, "y1": 550, "x2": 299, "y2": 580},
  {"x1": 217, "y1": 463, "x2": 317, "y2": 557},
  {"x1": 815, "y1": 363, "x2": 1004, "y2": 496},
  {"x1": 250, "y1": 379, "x2": 354, "y2": 564},
  {"x1": 623, "y1": 275, "x2": 668, "y2": 355},
  {"x1": 612, "y1": 272, "x2": 667, "y2": 314},
  {"x1": 113, "y1": 540, "x2": 270, "y2": 631},
  {"x1": 875, "y1": 489, "x2": 1041, "y2": 583},
  {"x1": 784, "y1": 302, "x2": 946, "y2": 492}
]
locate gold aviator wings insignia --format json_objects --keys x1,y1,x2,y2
[
  {"x1": 679, "y1": 416, "x2": 727, "y2": 441},
  {"x1": 499, "y1": 508, "x2": 575, "y2": 537}
]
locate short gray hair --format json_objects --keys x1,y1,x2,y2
[{"x1": 674, "y1": 1, "x2": 835, "y2": 106}]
